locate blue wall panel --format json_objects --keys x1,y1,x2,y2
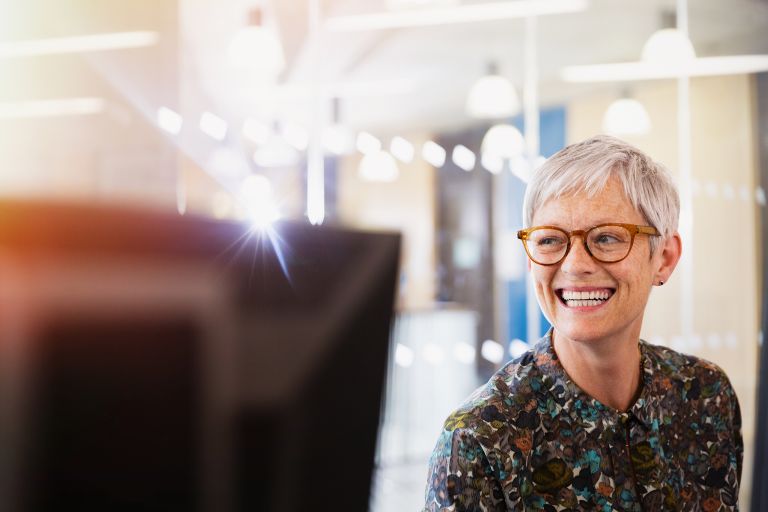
[{"x1": 506, "y1": 106, "x2": 565, "y2": 344}]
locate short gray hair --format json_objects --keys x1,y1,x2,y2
[{"x1": 522, "y1": 135, "x2": 679, "y2": 254}]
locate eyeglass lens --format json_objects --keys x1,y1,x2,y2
[{"x1": 526, "y1": 225, "x2": 633, "y2": 263}]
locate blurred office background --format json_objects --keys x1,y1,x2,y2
[{"x1": 1, "y1": 0, "x2": 766, "y2": 510}]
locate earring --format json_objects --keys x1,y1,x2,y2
[{"x1": 657, "y1": 280, "x2": 664, "y2": 286}]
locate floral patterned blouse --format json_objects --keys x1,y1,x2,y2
[{"x1": 424, "y1": 332, "x2": 743, "y2": 511}]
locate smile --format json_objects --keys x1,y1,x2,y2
[{"x1": 557, "y1": 288, "x2": 614, "y2": 308}]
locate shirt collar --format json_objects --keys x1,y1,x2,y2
[{"x1": 531, "y1": 329, "x2": 662, "y2": 431}]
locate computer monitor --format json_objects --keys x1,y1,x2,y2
[{"x1": 0, "y1": 201, "x2": 400, "y2": 512}]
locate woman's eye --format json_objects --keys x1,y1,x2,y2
[
  {"x1": 537, "y1": 237, "x2": 563, "y2": 246},
  {"x1": 595, "y1": 234, "x2": 619, "y2": 243}
]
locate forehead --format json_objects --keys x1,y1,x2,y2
[{"x1": 532, "y1": 178, "x2": 644, "y2": 227}]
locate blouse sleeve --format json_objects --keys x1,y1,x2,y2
[
  {"x1": 726, "y1": 378, "x2": 743, "y2": 493},
  {"x1": 423, "y1": 428, "x2": 507, "y2": 512},
  {"x1": 708, "y1": 373, "x2": 743, "y2": 510}
]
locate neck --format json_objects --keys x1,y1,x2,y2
[{"x1": 551, "y1": 330, "x2": 642, "y2": 412}]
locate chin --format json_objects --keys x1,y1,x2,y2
[{"x1": 553, "y1": 323, "x2": 614, "y2": 344}]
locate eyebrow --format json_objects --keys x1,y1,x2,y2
[{"x1": 531, "y1": 219, "x2": 637, "y2": 228}]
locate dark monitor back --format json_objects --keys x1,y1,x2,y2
[{"x1": 0, "y1": 201, "x2": 400, "y2": 512}]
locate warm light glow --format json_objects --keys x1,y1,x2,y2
[
  {"x1": 481, "y1": 339, "x2": 504, "y2": 364},
  {"x1": 0, "y1": 31, "x2": 159, "y2": 59},
  {"x1": 395, "y1": 343, "x2": 415, "y2": 368},
  {"x1": 509, "y1": 155, "x2": 544, "y2": 183},
  {"x1": 239, "y1": 174, "x2": 281, "y2": 230},
  {"x1": 422, "y1": 140, "x2": 447, "y2": 167},
  {"x1": 641, "y1": 28, "x2": 696, "y2": 64},
  {"x1": 508, "y1": 339, "x2": 529, "y2": 358},
  {"x1": 452, "y1": 144, "x2": 476, "y2": 172},
  {"x1": 481, "y1": 153, "x2": 504, "y2": 174},
  {"x1": 0, "y1": 97, "x2": 105, "y2": 119},
  {"x1": 359, "y1": 150, "x2": 400, "y2": 182},
  {"x1": 466, "y1": 74, "x2": 519, "y2": 119},
  {"x1": 390, "y1": 136, "x2": 415, "y2": 163},
  {"x1": 481, "y1": 123, "x2": 524, "y2": 159},
  {"x1": 325, "y1": 0, "x2": 589, "y2": 31},
  {"x1": 211, "y1": 190, "x2": 234, "y2": 219},
  {"x1": 199, "y1": 111, "x2": 228, "y2": 141},
  {"x1": 157, "y1": 107, "x2": 183, "y2": 134},
  {"x1": 453, "y1": 342, "x2": 476, "y2": 364},
  {"x1": 356, "y1": 131, "x2": 382, "y2": 154},
  {"x1": 602, "y1": 98, "x2": 651, "y2": 135}
]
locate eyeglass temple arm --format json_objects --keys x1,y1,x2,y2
[{"x1": 637, "y1": 226, "x2": 660, "y2": 236}]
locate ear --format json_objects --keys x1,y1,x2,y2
[{"x1": 653, "y1": 232, "x2": 682, "y2": 285}]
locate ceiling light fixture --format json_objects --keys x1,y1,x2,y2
[
  {"x1": 390, "y1": 136, "x2": 415, "y2": 163},
  {"x1": 0, "y1": 97, "x2": 105, "y2": 119},
  {"x1": 356, "y1": 131, "x2": 382, "y2": 154},
  {"x1": 641, "y1": 28, "x2": 696, "y2": 64},
  {"x1": 452, "y1": 145, "x2": 476, "y2": 172},
  {"x1": 199, "y1": 111, "x2": 228, "y2": 141},
  {"x1": 562, "y1": 12, "x2": 768, "y2": 84},
  {"x1": 358, "y1": 150, "x2": 400, "y2": 182},
  {"x1": 562, "y1": 55, "x2": 768, "y2": 82},
  {"x1": 422, "y1": 140, "x2": 447, "y2": 168},
  {"x1": 0, "y1": 31, "x2": 158, "y2": 59},
  {"x1": 466, "y1": 62, "x2": 520, "y2": 119},
  {"x1": 227, "y1": 7, "x2": 285, "y2": 81},
  {"x1": 157, "y1": 107, "x2": 183, "y2": 134},
  {"x1": 325, "y1": 0, "x2": 588, "y2": 31},
  {"x1": 481, "y1": 123, "x2": 524, "y2": 160},
  {"x1": 602, "y1": 97, "x2": 651, "y2": 136}
]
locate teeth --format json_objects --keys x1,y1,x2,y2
[
  {"x1": 565, "y1": 299, "x2": 606, "y2": 307},
  {"x1": 561, "y1": 289, "x2": 611, "y2": 301}
]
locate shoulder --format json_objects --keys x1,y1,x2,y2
[
  {"x1": 643, "y1": 341, "x2": 731, "y2": 382},
  {"x1": 439, "y1": 340, "x2": 547, "y2": 441},
  {"x1": 642, "y1": 341, "x2": 738, "y2": 404}
]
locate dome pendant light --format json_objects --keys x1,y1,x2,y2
[
  {"x1": 227, "y1": 6, "x2": 286, "y2": 81},
  {"x1": 602, "y1": 91, "x2": 651, "y2": 136},
  {"x1": 466, "y1": 62, "x2": 520, "y2": 119}
]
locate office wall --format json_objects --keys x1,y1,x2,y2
[{"x1": 336, "y1": 136, "x2": 437, "y2": 311}]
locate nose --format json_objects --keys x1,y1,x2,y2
[{"x1": 560, "y1": 235, "x2": 597, "y2": 274}]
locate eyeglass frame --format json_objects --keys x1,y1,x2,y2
[{"x1": 516, "y1": 223, "x2": 661, "y2": 266}]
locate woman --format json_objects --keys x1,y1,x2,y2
[{"x1": 424, "y1": 135, "x2": 742, "y2": 511}]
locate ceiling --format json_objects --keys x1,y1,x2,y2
[
  {"x1": 1, "y1": 0, "x2": 767, "y2": 172},
  {"x1": 265, "y1": 0, "x2": 768, "y2": 134}
]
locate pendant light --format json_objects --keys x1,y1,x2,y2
[
  {"x1": 466, "y1": 62, "x2": 520, "y2": 119},
  {"x1": 602, "y1": 92, "x2": 651, "y2": 136},
  {"x1": 227, "y1": 6, "x2": 285, "y2": 82}
]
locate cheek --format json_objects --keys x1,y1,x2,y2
[{"x1": 531, "y1": 268, "x2": 557, "y2": 299}]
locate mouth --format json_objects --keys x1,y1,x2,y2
[{"x1": 556, "y1": 288, "x2": 615, "y2": 308}]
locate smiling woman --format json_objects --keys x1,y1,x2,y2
[{"x1": 423, "y1": 135, "x2": 742, "y2": 511}]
